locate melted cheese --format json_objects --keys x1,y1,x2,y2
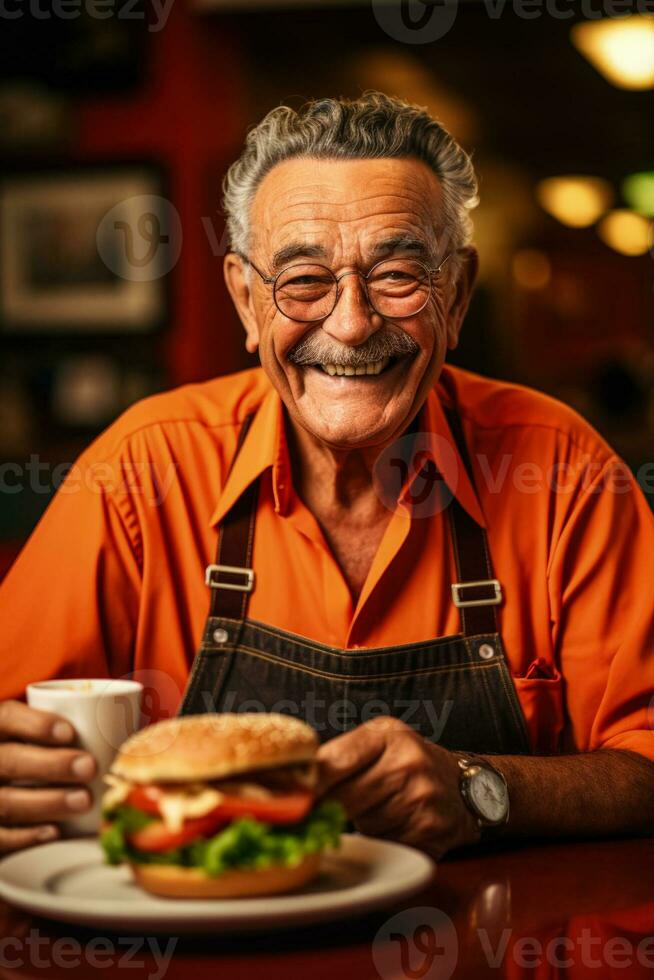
[
  {"x1": 101, "y1": 775, "x2": 225, "y2": 831},
  {"x1": 101, "y1": 773, "x2": 130, "y2": 812},
  {"x1": 157, "y1": 786, "x2": 224, "y2": 832},
  {"x1": 156, "y1": 782, "x2": 282, "y2": 831}
]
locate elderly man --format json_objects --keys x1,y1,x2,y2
[{"x1": 1, "y1": 92, "x2": 653, "y2": 859}]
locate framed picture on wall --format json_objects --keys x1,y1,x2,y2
[{"x1": 0, "y1": 164, "x2": 177, "y2": 333}]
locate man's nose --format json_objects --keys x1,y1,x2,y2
[{"x1": 321, "y1": 272, "x2": 380, "y2": 346}]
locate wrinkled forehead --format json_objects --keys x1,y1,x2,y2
[{"x1": 249, "y1": 157, "x2": 445, "y2": 268}]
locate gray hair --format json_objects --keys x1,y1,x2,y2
[{"x1": 222, "y1": 91, "x2": 479, "y2": 268}]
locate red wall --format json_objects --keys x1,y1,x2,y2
[
  {"x1": 0, "y1": 13, "x2": 252, "y2": 582},
  {"x1": 76, "y1": 1, "x2": 252, "y2": 385}
]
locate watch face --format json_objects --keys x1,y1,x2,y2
[{"x1": 469, "y1": 768, "x2": 508, "y2": 823}]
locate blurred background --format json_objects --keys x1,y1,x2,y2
[{"x1": 0, "y1": 0, "x2": 653, "y2": 579}]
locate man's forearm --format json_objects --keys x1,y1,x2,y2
[{"x1": 479, "y1": 749, "x2": 654, "y2": 839}]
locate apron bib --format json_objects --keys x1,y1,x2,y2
[{"x1": 178, "y1": 408, "x2": 531, "y2": 755}]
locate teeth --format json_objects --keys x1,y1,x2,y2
[{"x1": 319, "y1": 356, "x2": 391, "y2": 377}]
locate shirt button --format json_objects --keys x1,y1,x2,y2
[
  {"x1": 478, "y1": 643, "x2": 495, "y2": 660},
  {"x1": 212, "y1": 628, "x2": 229, "y2": 645}
]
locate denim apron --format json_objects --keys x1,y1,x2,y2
[{"x1": 178, "y1": 406, "x2": 531, "y2": 755}]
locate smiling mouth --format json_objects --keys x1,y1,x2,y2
[{"x1": 302, "y1": 355, "x2": 406, "y2": 377}]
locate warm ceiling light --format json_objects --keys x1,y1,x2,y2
[
  {"x1": 597, "y1": 209, "x2": 652, "y2": 255},
  {"x1": 571, "y1": 16, "x2": 654, "y2": 90},
  {"x1": 536, "y1": 176, "x2": 614, "y2": 227},
  {"x1": 622, "y1": 171, "x2": 654, "y2": 217}
]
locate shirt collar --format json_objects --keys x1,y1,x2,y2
[
  {"x1": 209, "y1": 385, "x2": 291, "y2": 528},
  {"x1": 209, "y1": 380, "x2": 486, "y2": 530},
  {"x1": 397, "y1": 384, "x2": 487, "y2": 528}
]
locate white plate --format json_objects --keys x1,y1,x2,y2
[{"x1": 0, "y1": 834, "x2": 435, "y2": 934}]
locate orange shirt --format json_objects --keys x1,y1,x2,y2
[{"x1": 1, "y1": 364, "x2": 653, "y2": 760}]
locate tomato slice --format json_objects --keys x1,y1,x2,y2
[
  {"x1": 128, "y1": 812, "x2": 228, "y2": 853},
  {"x1": 125, "y1": 785, "x2": 314, "y2": 826},
  {"x1": 206, "y1": 791, "x2": 314, "y2": 824},
  {"x1": 125, "y1": 785, "x2": 163, "y2": 815}
]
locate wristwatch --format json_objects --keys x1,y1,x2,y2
[{"x1": 457, "y1": 755, "x2": 510, "y2": 829}]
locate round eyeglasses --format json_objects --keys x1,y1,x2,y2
[{"x1": 236, "y1": 252, "x2": 453, "y2": 323}]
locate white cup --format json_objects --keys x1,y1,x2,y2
[{"x1": 26, "y1": 678, "x2": 143, "y2": 837}]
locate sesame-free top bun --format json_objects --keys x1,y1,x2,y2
[{"x1": 110, "y1": 712, "x2": 319, "y2": 784}]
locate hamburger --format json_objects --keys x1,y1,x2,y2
[{"x1": 100, "y1": 713, "x2": 344, "y2": 898}]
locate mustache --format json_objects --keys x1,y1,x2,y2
[{"x1": 287, "y1": 329, "x2": 420, "y2": 366}]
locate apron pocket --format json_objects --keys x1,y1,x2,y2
[{"x1": 512, "y1": 660, "x2": 564, "y2": 753}]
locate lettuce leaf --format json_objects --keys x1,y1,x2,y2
[
  {"x1": 100, "y1": 800, "x2": 346, "y2": 877},
  {"x1": 100, "y1": 804, "x2": 156, "y2": 864}
]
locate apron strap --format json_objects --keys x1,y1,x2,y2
[
  {"x1": 208, "y1": 404, "x2": 500, "y2": 639},
  {"x1": 207, "y1": 412, "x2": 258, "y2": 621},
  {"x1": 444, "y1": 407, "x2": 500, "y2": 637}
]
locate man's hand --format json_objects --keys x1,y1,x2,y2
[
  {"x1": 316, "y1": 717, "x2": 480, "y2": 860},
  {"x1": 0, "y1": 699, "x2": 97, "y2": 853}
]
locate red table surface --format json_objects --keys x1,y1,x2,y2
[{"x1": 1, "y1": 835, "x2": 653, "y2": 980}]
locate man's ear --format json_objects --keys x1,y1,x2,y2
[
  {"x1": 224, "y1": 253, "x2": 260, "y2": 354},
  {"x1": 445, "y1": 246, "x2": 478, "y2": 350}
]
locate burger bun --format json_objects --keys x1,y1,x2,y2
[
  {"x1": 111, "y1": 712, "x2": 318, "y2": 784},
  {"x1": 129, "y1": 853, "x2": 322, "y2": 898}
]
